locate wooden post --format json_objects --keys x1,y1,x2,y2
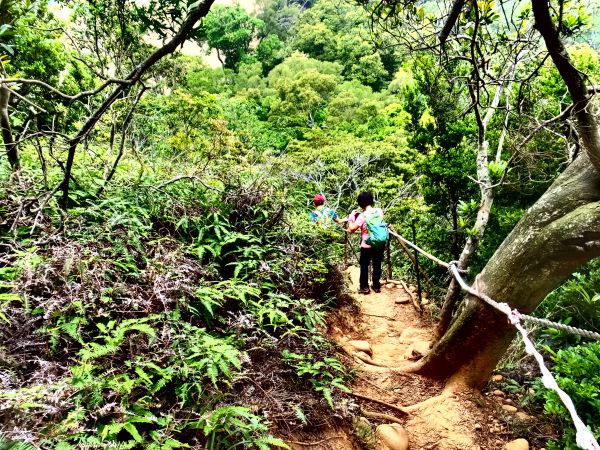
[
  {"x1": 386, "y1": 238, "x2": 392, "y2": 281},
  {"x1": 411, "y1": 218, "x2": 422, "y2": 309}
]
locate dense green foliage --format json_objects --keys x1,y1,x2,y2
[
  {"x1": 543, "y1": 342, "x2": 600, "y2": 449},
  {"x1": 1, "y1": 0, "x2": 600, "y2": 448}
]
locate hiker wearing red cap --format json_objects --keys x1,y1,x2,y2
[{"x1": 310, "y1": 194, "x2": 345, "y2": 225}]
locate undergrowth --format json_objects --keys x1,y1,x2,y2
[{"x1": 0, "y1": 166, "x2": 353, "y2": 449}]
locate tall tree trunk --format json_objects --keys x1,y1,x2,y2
[
  {"x1": 415, "y1": 153, "x2": 600, "y2": 388},
  {"x1": 0, "y1": 85, "x2": 18, "y2": 170},
  {"x1": 436, "y1": 140, "x2": 495, "y2": 338},
  {"x1": 436, "y1": 62, "x2": 520, "y2": 338}
]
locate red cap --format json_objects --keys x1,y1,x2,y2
[{"x1": 313, "y1": 194, "x2": 325, "y2": 206}]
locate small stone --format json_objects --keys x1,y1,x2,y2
[
  {"x1": 395, "y1": 297, "x2": 410, "y2": 304},
  {"x1": 505, "y1": 438, "x2": 529, "y2": 450},
  {"x1": 502, "y1": 398, "x2": 515, "y2": 406},
  {"x1": 421, "y1": 299, "x2": 430, "y2": 305},
  {"x1": 515, "y1": 412, "x2": 531, "y2": 422},
  {"x1": 492, "y1": 374, "x2": 504, "y2": 382},
  {"x1": 376, "y1": 424, "x2": 409, "y2": 450},
  {"x1": 492, "y1": 390, "x2": 505, "y2": 397},
  {"x1": 386, "y1": 283, "x2": 395, "y2": 289},
  {"x1": 354, "y1": 416, "x2": 372, "y2": 436},
  {"x1": 348, "y1": 340, "x2": 373, "y2": 356},
  {"x1": 502, "y1": 404, "x2": 518, "y2": 413},
  {"x1": 474, "y1": 423, "x2": 482, "y2": 430}
]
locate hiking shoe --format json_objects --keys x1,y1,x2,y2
[
  {"x1": 358, "y1": 287, "x2": 370, "y2": 295},
  {"x1": 372, "y1": 286, "x2": 381, "y2": 293}
]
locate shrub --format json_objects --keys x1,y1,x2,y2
[{"x1": 543, "y1": 341, "x2": 600, "y2": 449}]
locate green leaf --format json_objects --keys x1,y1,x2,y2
[{"x1": 124, "y1": 422, "x2": 143, "y2": 442}]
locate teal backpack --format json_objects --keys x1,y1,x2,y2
[{"x1": 365, "y1": 211, "x2": 389, "y2": 248}]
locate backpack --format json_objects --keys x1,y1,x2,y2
[
  {"x1": 364, "y1": 210, "x2": 389, "y2": 248},
  {"x1": 313, "y1": 207, "x2": 334, "y2": 226}
]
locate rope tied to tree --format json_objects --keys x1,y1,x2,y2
[
  {"x1": 446, "y1": 262, "x2": 600, "y2": 450},
  {"x1": 389, "y1": 228, "x2": 600, "y2": 340},
  {"x1": 383, "y1": 228, "x2": 600, "y2": 450}
]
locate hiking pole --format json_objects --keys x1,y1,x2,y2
[
  {"x1": 386, "y1": 238, "x2": 392, "y2": 280},
  {"x1": 344, "y1": 232, "x2": 348, "y2": 268},
  {"x1": 349, "y1": 232, "x2": 360, "y2": 264},
  {"x1": 411, "y1": 218, "x2": 422, "y2": 308}
]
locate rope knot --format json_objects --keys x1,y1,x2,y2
[{"x1": 448, "y1": 260, "x2": 468, "y2": 274}]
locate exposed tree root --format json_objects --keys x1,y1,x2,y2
[
  {"x1": 349, "y1": 392, "x2": 408, "y2": 416},
  {"x1": 363, "y1": 313, "x2": 396, "y2": 320},
  {"x1": 339, "y1": 346, "x2": 389, "y2": 368},
  {"x1": 286, "y1": 435, "x2": 346, "y2": 446},
  {"x1": 400, "y1": 280, "x2": 423, "y2": 314},
  {"x1": 348, "y1": 357, "x2": 423, "y2": 373},
  {"x1": 360, "y1": 408, "x2": 404, "y2": 425}
]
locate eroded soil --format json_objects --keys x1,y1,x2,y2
[{"x1": 280, "y1": 266, "x2": 546, "y2": 450}]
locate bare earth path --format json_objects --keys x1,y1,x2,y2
[{"x1": 284, "y1": 267, "x2": 530, "y2": 450}]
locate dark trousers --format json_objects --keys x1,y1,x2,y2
[{"x1": 359, "y1": 246, "x2": 384, "y2": 290}]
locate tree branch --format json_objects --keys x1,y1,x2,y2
[
  {"x1": 532, "y1": 0, "x2": 600, "y2": 172},
  {"x1": 0, "y1": 77, "x2": 132, "y2": 102},
  {"x1": 59, "y1": 0, "x2": 216, "y2": 207},
  {"x1": 439, "y1": 0, "x2": 466, "y2": 46}
]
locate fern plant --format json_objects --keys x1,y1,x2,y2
[
  {"x1": 174, "y1": 323, "x2": 242, "y2": 405},
  {"x1": 282, "y1": 351, "x2": 351, "y2": 407},
  {"x1": 78, "y1": 316, "x2": 158, "y2": 361},
  {"x1": 191, "y1": 406, "x2": 289, "y2": 450}
]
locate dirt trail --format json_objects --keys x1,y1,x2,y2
[{"x1": 285, "y1": 266, "x2": 511, "y2": 450}]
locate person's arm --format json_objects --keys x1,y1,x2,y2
[
  {"x1": 332, "y1": 210, "x2": 348, "y2": 224},
  {"x1": 346, "y1": 221, "x2": 360, "y2": 233},
  {"x1": 346, "y1": 211, "x2": 361, "y2": 233}
]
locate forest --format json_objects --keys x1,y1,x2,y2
[{"x1": 0, "y1": 0, "x2": 599, "y2": 448}]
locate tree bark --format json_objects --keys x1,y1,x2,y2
[
  {"x1": 0, "y1": 85, "x2": 18, "y2": 170},
  {"x1": 416, "y1": 153, "x2": 600, "y2": 388}
]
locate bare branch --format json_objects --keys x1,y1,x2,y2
[
  {"x1": 518, "y1": 104, "x2": 575, "y2": 149},
  {"x1": 439, "y1": 0, "x2": 466, "y2": 46},
  {"x1": 0, "y1": 77, "x2": 132, "y2": 102},
  {"x1": 58, "y1": 0, "x2": 217, "y2": 207},
  {"x1": 155, "y1": 175, "x2": 223, "y2": 192}
]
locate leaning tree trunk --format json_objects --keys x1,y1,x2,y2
[{"x1": 415, "y1": 153, "x2": 600, "y2": 388}]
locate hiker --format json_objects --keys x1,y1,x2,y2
[
  {"x1": 310, "y1": 194, "x2": 346, "y2": 225},
  {"x1": 346, "y1": 192, "x2": 389, "y2": 294}
]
